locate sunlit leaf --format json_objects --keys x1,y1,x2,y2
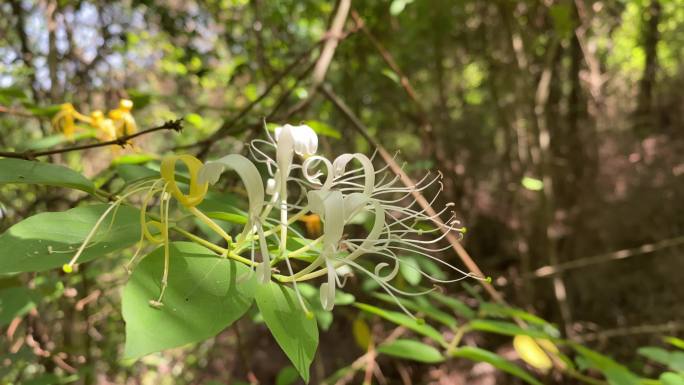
[
  {"x1": 112, "y1": 153, "x2": 157, "y2": 165},
  {"x1": 660, "y1": 372, "x2": 684, "y2": 385},
  {"x1": 0, "y1": 158, "x2": 95, "y2": 193},
  {"x1": 521, "y1": 176, "x2": 544, "y2": 191},
  {"x1": 399, "y1": 256, "x2": 421, "y2": 285},
  {"x1": 122, "y1": 242, "x2": 255, "y2": 358},
  {"x1": 256, "y1": 282, "x2": 318, "y2": 383},
  {"x1": 665, "y1": 337, "x2": 684, "y2": 350},
  {"x1": 303, "y1": 120, "x2": 341, "y2": 139},
  {"x1": 0, "y1": 205, "x2": 141, "y2": 274}
]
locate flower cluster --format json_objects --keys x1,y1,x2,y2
[
  {"x1": 51, "y1": 99, "x2": 136, "y2": 142},
  {"x1": 63, "y1": 123, "x2": 479, "y2": 317}
]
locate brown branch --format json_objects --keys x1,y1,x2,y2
[
  {"x1": 0, "y1": 105, "x2": 43, "y2": 119},
  {"x1": 577, "y1": 321, "x2": 684, "y2": 342},
  {"x1": 320, "y1": 84, "x2": 504, "y2": 304},
  {"x1": 282, "y1": 0, "x2": 354, "y2": 118},
  {"x1": 531, "y1": 235, "x2": 684, "y2": 278},
  {"x1": 312, "y1": 0, "x2": 351, "y2": 85},
  {"x1": 0, "y1": 119, "x2": 183, "y2": 160}
]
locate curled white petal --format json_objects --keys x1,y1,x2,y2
[
  {"x1": 332, "y1": 153, "x2": 375, "y2": 194},
  {"x1": 275, "y1": 124, "x2": 318, "y2": 157},
  {"x1": 198, "y1": 154, "x2": 264, "y2": 223},
  {"x1": 307, "y1": 190, "x2": 345, "y2": 247}
]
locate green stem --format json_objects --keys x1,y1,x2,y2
[
  {"x1": 446, "y1": 324, "x2": 470, "y2": 354},
  {"x1": 170, "y1": 227, "x2": 256, "y2": 267}
]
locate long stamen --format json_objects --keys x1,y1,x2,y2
[
  {"x1": 62, "y1": 186, "x2": 149, "y2": 273},
  {"x1": 150, "y1": 184, "x2": 171, "y2": 308}
]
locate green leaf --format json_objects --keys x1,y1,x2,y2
[
  {"x1": 122, "y1": 242, "x2": 255, "y2": 359},
  {"x1": 205, "y1": 212, "x2": 248, "y2": 225},
  {"x1": 354, "y1": 302, "x2": 445, "y2": 345},
  {"x1": 671, "y1": 352, "x2": 684, "y2": 372},
  {"x1": 26, "y1": 104, "x2": 61, "y2": 117},
  {"x1": 0, "y1": 158, "x2": 95, "y2": 193},
  {"x1": 573, "y1": 345, "x2": 640, "y2": 385},
  {"x1": 22, "y1": 373, "x2": 78, "y2": 385},
  {"x1": 0, "y1": 286, "x2": 36, "y2": 327},
  {"x1": 665, "y1": 337, "x2": 684, "y2": 350},
  {"x1": 661, "y1": 373, "x2": 684, "y2": 385},
  {"x1": 469, "y1": 319, "x2": 551, "y2": 339},
  {"x1": 297, "y1": 283, "x2": 354, "y2": 331},
  {"x1": 372, "y1": 292, "x2": 457, "y2": 328},
  {"x1": 20, "y1": 130, "x2": 96, "y2": 151},
  {"x1": 550, "y1": 3, "x2": 574, "y2": 38},
  {"x1": 256, "y1": 281, "x2": 318, "y2": 383},
  {"x1": 479, "y1": 302, "x2": 560, "y2": 337},
  {"x1": 303, "y1": 120, "x2": 341, "y2": 139},
  {"x1": 0, "y1": 204, "x2": 141, "y2": 274},
  {"x1": 399, "y1": 256, "x2": 422, "y2": 285},
  {"x1": 377, "y1": 339, "x2": 444, "y2": 363},
  {"x1": 115, "y1": 164, "x2": 159, "y2": 183},
  {"x1": 451, "y1": 347, "x2": 542, "y2": 385},
  {"x1": 276, "y1": 366, "x2": 300, "y2": 385},
  {"x1": 521, "y1": 176, "x2": 544, "y2": 191},
  {"x1": 479, "y1": 302, "x2": 548, "y2": 325},
  {"x1": 185, "y1": 113, "x2": 204, "y2": 128},
  {"x1": 0, "y1": 86, "x2": 27, "y2": 101},
  {"x1": 381, "y1": 68, "x2": 400, "y2": 84},
  {"x1": 428, "y1": 292, "x2": 475, "y2": 319},
  {"x1": 127, "y1": 89, "x2": 153, "y2": 109},
  {"x1": 111, "y1": 153, "x2": 157, "y2": 165},
  {"x1": 389, "y1": 0, "x2": 414, "y2": 15},
  {"x1": 638, "y1": 346, "x2": 671, "y2": 366}
]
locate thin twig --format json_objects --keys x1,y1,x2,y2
[
  {"x1": 320, "y1": 84, "x2": 505, "y2": 304},
  {"x1": 0, "y1": 119, "x2": 184, "y2": 160},
  {"x1": 577, "y1": 321, "x2": 684, "y2": 342},
  {"x1": 531, "y1": 235, "x2": 684, "y2": 278}
]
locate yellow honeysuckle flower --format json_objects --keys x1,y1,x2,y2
[
  {"x1": 52, "y1": 103, "x2": 94, "y2": 141},
  {"x1": 109, "y1": 99, "x2": 137, "y2": 136},
  {"x1": 52, "y1": 103, "x2": 76, "y2": 139},
  {"x1": 90, "y1": 110, "x2": 117, "y2": 142},
  {"x1": 51, "y1": 103, "x2": 77, "y2": 141},
  {"x1": 160, "y1": 154, "x2": 208, "y2": 208}
]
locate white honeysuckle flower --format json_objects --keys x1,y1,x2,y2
[
  {"x1": 275, "y1": 124, "x2": 318, "y2": 157},
  {"x1": 248, "y1": 121, "x2": 480, "y2": 316},
  {"x1": 306, "y1": 189, "x2": 345, "y2": 310},
  {"x1": 292, "y1": 151, "x2": 479, "y2": 315}
]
